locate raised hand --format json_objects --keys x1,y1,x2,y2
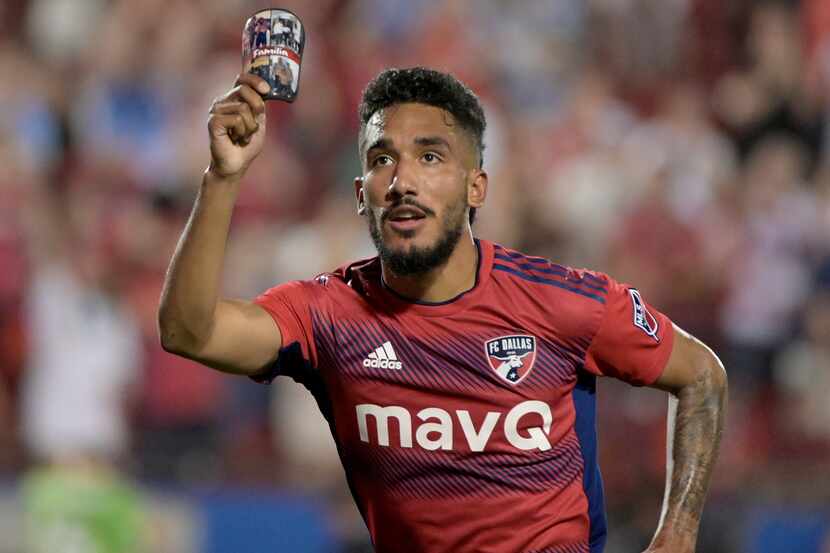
[{"x1": 207, "y1": 73, "x2": 270, "y2": 180}]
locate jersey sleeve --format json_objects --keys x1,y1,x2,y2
[
  {"x1": 251, "y1": 280, "x2": 319, "y2": 384},
  {"x1": 584, "y1": 276, "x2": 675, "y2": 386}
]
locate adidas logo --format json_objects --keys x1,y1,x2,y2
[{"x1": 363, "y1": 341, "x2": 402, "y2": 370}]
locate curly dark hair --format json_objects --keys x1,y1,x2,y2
[{"x1": 358, "y1": 67, "x2": 487, "y2": 223}]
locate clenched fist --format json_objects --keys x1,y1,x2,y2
[{"x1": 207, "y1": 73, "x2": 271, "y2": 180}]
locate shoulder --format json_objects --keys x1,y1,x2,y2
[
  {"x1": 482, "y1": 242, "x2": 613, "y2": 342},
  {"x1": 316, "y1": 255, "x2": 381, "y2": 295},
  {"x1": 490, "y1": 242, "x2": 610, "y2": 306},
  {"x1": 259, "y1": 255, "x2": 381, "y2": 304}
]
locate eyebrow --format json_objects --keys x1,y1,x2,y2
[
  {"x1": 366, "y1": 137, "x2": 393, "y2": 154},
  {"x1": 414, "y1": 136, "x2": 451, "y2": 149},
  {"x1": 366, "y1": 136, "x2": 451, "y2": 154}
]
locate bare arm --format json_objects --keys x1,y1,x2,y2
[
  {"x1": 158, "y1": 74, "x2": 281, "y2": 376},
  {"x1": 643, "y1": 324, "x2": 728, "y2": 553}
]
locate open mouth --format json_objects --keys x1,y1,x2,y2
[{"x1": 385, "y1": 205, "x2": 428, "y2": 232}]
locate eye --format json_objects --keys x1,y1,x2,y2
[
  {"x1": 422, "y1": 152, "x2": 442, "y2": 163},
  {"x1": 371, "y1": 154, "x2": 393, "y2": 167}
]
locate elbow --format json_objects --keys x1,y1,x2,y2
[
  {"x1": 158, "y1": 314, "x2": 183, "y2": 355},
  {"x1": 655, "y1": 328, "x2": 728, "y2": 402},
  {"x1": 157, "y1": 308, "x2": 200, "y2": 357},
  {"x1": 704, "y1": 349, "x2": 727, "y2": 394},
  {"x1": 693, "y1": 347, "x2": 728, "y2": 406},
  {"x1": 159, "y1": 325, "x2": 182, "y2": 355}
]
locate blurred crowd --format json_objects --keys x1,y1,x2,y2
[{"x1": 1, "y1": 0, "x2": 829, "y2": 551}]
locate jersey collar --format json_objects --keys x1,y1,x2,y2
[{"x1": 364, "y1": 239, "x2": 494, "y2": 318}]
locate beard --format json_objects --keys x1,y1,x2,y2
[{"x1": 367, "y1": 197, "x2": 467, "y2": 277}]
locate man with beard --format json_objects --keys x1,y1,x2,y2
[{"x1": 158, "y1": 67, "x2": 727, "y2": 553}]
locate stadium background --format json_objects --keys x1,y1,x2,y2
[{"x1": 1, "y1": 0, "x2": 829, "y2": 551}]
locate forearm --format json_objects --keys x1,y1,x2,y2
[
  {"x1": 158, "y1": 169, "x2": 241, "y2": 352},
  {"x1": 650, "y1": 358, "x2": 727, "y2": 550}
]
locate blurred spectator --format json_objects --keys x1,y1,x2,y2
[
  {"x1": 719, "y1": 136, "x2": 816, "y2": 381},
  {"x1": 19, "y1": 174, "x2": 145, "y2": 551},
  {"x1": 123, "y1": 195, "x2": 233, "y2": 485},
  {"x1": 772, "y1": 290, "x2": 830, "y2": 456},
  {"x1": 714, "y1": 1, "x2": 825, "y2": 169}
]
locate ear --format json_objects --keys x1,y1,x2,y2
[
  {"x1": 355, "y1": 177, "x2": 366, "y2": 215},
  {"x1": 467, "y1": 169, "x2": 488, "y2": 210}
]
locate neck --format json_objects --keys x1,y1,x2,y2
[{"x1": 382, "y1": 232, "x2": 479, "y2": 303}]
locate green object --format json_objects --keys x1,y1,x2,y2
[{"x1": 21, "y1": 466, "x2": 144, "y2": 553}]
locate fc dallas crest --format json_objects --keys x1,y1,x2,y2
[{"x1": 484, "y1": 335, "x2": 537, "y2": 385}]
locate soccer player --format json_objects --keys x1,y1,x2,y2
[{"x1": 159, "y1": 67, "x2": 727, "y2": 553}]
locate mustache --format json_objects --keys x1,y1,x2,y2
[{"x1": 381, "y1": 198, "x2": 436, "y2": 222}]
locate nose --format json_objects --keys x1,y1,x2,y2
[{"x1": 387, "y1": 158, "x2": 417, "y2": 200}]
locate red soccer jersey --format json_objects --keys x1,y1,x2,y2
[{"x1": 254, "y1": 239, "x2": 674, "y2": 553}]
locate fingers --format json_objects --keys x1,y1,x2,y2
[
  {"x1": 209, "y1": 74, "x2": 270, "y2": 145},
  {"x1": 208, "y1": 111, "x2": 255, "y2": 146},
  {"x1": 212, "y1": 102, "x2": 258, "y2": 134},
  {"x1": 235, "y1": 73, "x2": 271, "y2": 96},
  {"x1": 212, "y1": 84, "x2": 266, "y2": 116},
  {"x1": 236, "y1": 84, "x2": 266, "y2": 117}
]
